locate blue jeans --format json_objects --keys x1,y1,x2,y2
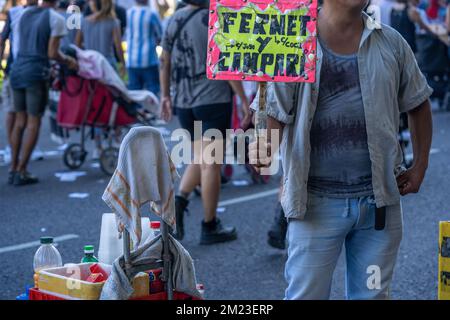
[
  {"x1": 127, "y1": 66, "x2": 160, "y2": 97},
  {"x1": 285, "y1": 193, "x2": 403, "y2": 300}
]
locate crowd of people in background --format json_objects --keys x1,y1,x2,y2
[
  {"x1": 0, "y1": 0, "x2": 169, "y2": 180},
  {"x1": 374, "y1": 0, "x2": 449, "y2": 109},
  {"x1": 0, "y1": 0, "x2": 448, "y2": 248}
]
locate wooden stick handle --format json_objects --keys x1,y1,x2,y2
[
  {"x1": 255, "y1": 82, "x2": 268, "y2": 136},
  {"x1": 258, "y1": 82, "x2": 267, "y2": 112}
]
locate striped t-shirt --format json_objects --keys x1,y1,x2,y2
[{"x1": 126, "y1": 6, "x2": 162, "y2": 68}]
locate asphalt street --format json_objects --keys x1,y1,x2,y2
[{"x1": 0, "y1": 107, "x2": 449, "y2": 300}]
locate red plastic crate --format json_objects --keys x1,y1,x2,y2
[
  {"x1": 130, "y1": 291, "x2": 201, "y2": 300},
  {"x1": 29, "y1": 288, "x2": 66, "y2": 300},
  {"x1": 28, "y1": 288, "x2": 200, "y2": 301}
]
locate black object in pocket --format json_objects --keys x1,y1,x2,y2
[{"x1": 375, "y1": 207, "x2": 386, "y2": 231}]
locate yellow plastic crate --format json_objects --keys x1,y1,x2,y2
[
  {"x1": 37, "y1": 263, "x2": 149, "y2": 300},
  {"x1": 438, "y1": 221, "x2": 450, "y2": 300}
]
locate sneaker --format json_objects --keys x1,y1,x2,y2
[
  {"x1": 267, "y1": 203, "x2": 288, "y2": 250},
  {"x1": 173, "y1": 195, "x2": 189, "y2": 240},
  {"x1": 8, "y1": 171, "x2": 16, "y2": 185},
  {"x1": 13, "y1": 171, "x2": 39, "y2": 186},
  {"x1": 200, "y1": 218, "x2": 237, "y2": 245},
  {"x1": 92, "y1": 148, "x2": 102, "y2": 161},
  {"x1": 31, "y1": 147, "x2": 44, "y2": 161}
]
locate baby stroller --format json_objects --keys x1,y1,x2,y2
[
  {"x1": 55, "y1": 75, "x2": 147, "y2": 175},
  {"x1": 54, "y1": 47, "x2": 155, "y2": 175}
]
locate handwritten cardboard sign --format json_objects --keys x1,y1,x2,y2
[{"x1": 207, "y1": 0, "x2": 317, "y2": 83}]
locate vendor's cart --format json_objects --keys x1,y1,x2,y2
[
  {"x1": 29, "y1": 126, "x2": 202, "y2": 301},
  {"x1": 29, "y1": 223, "x2": 201, "y2": 301}
]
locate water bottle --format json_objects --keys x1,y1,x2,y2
[
  {"x1": 150, "y1": 221, "x2": 161, "y2": 237},
  {"x1": 33, "y1": 237, "x2": 62, "y2": 288},
  {"x1": 33, "y1": 237, "x2": 63, "y2": 272},
  {"x1": 81, "y1": 245, "x2": 99, "y2": 263}
]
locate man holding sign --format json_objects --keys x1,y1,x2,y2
[{"x1": 249, "y1": 0, "x2": 433, "y2": 299}]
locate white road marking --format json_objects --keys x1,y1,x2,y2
[
  {"x1": 57, "y1": 144, "x2": 69, "y2": 151},
  {"x1": 55, "y1": 171, "x2": 87, "y2": 182},
  {"x1": 216, "y1": 207, "x2": 226, "y2": 213},
  {"x1": 0, "y1": 234, "x2": 79, "y2": 254},
  {"x1": 218, "y1": 189, "x2": 279, "y2": 207},
  {"x1": 69, "y1": 193, "x2": 89, "y2": 199},
  {"x1": 430, "y1": 148, "x2": 440, "y2": 154},
  {"x1": 232, "y1": 180, "x2": 250, "y2": 187},
  {"x1": 43, "y1": 150, "x2": 62, "y2": 157}
]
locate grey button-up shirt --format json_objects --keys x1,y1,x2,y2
[{"x1": 251, "y1": 15, "x2": 433, "y2": 220}]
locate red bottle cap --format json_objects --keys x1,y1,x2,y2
[{"x1": 150, "y1": 221, "x2": 161, "y2": 229}]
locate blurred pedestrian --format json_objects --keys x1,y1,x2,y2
[
  {"x1": 446, "y1": 1, "x2": 450, "y2": 31},
  {"x1": 391, "y1": 0, "x2": 417, "y2": 52},
  {"x1": 447, "y1": 2, "x2": 450, "y2": 58},
  {"x1": 126, "y1": 0, "x2": 162, "y2": 95},
  {"x1": 8, "y1": 0, "x2": 78, "y2": 185},
  {"x1": 76, "y1": 0, "x2": 126, "y2": 76},
  {"x1": 0, "y1": 1, "x2": 28, "y2": 171},
  {"x1": 154, "y1": 0, "x2": 171, "y2": 23},
  {"x1": 56, "y1": 0, "x2": 81, "y2": 48},
  {"x1": 408, "y1": 0, "x2": 436, "y2": 33},
  {"x1": 410, "y1": 0, "x2": 449, "y2": 108},
  {"x1": 250, "y1": 0, "x2": 433, "y2": 299},
  {"x1": 160, "y1": 0, "x2": 251, "y2": 244},
  {"x1": 371, "y1": 0, "x2": 396, "y2": 25},
  {"x1": 84, "y1": 0, "x2": 127, "y2": 35},
  {"x1": 116, "y1": 0, "x2": 170, "y2": 20},
  {"x1": 426, "y1": 0, "x2": 440, "y2": 20}
]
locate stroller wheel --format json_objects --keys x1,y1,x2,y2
[
  {"x1": 99, "y1": 147, "x2": 119, "y2": 176},
  {"x1": 63, "y1": 143, "x2": 87, "y2": 170}
]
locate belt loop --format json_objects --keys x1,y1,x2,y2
[
  {"x1": 342, "y1": 198, "x2": 350, "y2": 218},
  {"x1": 353, "y1": 197, "x2": 365, "y2": 227}
]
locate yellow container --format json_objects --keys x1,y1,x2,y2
[
  {"x1": 438, "y1": 221, "x2": 450, "y2": 300},
  {"x1": 37, "y1": 263, "x2": 149, "y2": 300}
]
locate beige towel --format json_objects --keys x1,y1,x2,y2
[{"x1": 102, "y1": 126, "x2": 178, "y2": 246}]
